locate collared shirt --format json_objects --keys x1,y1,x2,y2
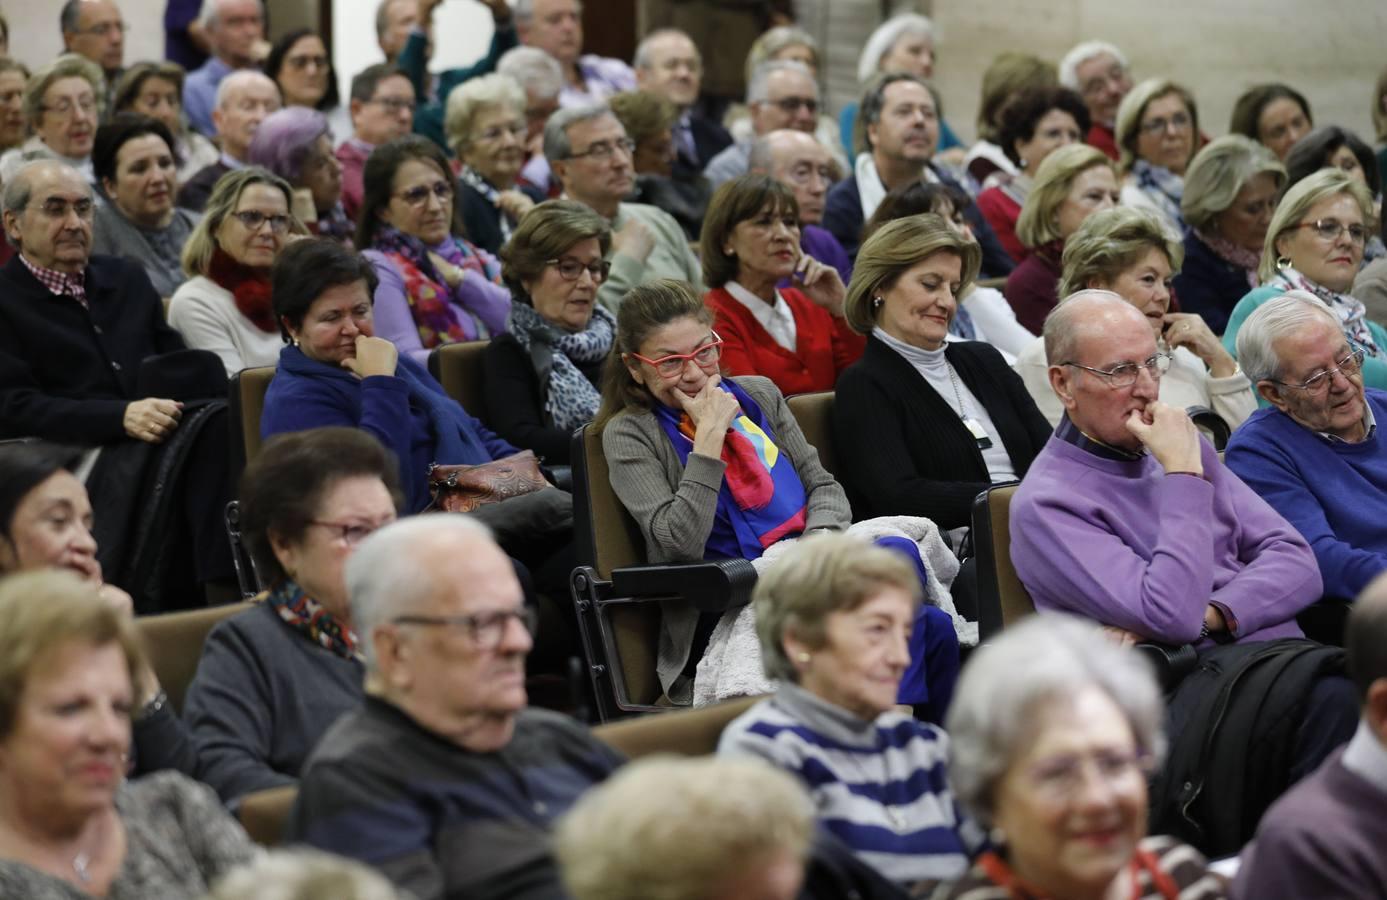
[
  {"x1": 183, "y1": 55, "x2": 234, "y2": 137},
  {"x1": 19, "y1": 253, "x2": 86, "y2": 306},
  {"x1": 1317, "y1": 400, "x2": 1378, "y2": 444},
  {"x1": 557, "y1": 54, "x2": 636, "y2": 108},
  {"x1": 674, "y1": 111, "x2": 698, "y2": 166},
  {"x1": 1055, "y1": 412, "x2": 1145, "y2": 461},
  {"x1": 725, "y1": 279, "x2": 797, "y2": 352},
  {"x1": 1341, "y1": 720, "x2": 1387, "y2": 794}
]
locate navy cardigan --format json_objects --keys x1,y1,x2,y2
[{"x1": 1173, "y1": 230, "x2": 1256, "y2": 336}]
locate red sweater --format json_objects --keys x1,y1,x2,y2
[
  {"x1": 706, "y1": 286, "x2": 865, "y2": 397},
  {"x1": 976, "y1": 186, "x2": 1025, "y2": 264},
  {"x1": 1087, "y1": 122, "x2": 1120, "y2": 161}
]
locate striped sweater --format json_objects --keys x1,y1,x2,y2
[{"x1": 719, "y1": 682, "x2": 982, "y2": 886}]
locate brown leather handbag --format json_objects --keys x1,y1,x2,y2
[{"x1": 426, "y1": 450, "x2": 548, "y2": 513}]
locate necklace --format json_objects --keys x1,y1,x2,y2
[
  {"x1": 72, "y1": 850, "x2": 91, "y2": 884},
  {"x1": 944, "y1": 359, "x2": 994, "y2": 450}
]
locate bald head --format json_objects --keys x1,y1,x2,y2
[
  {"x1": 1043, "y1": 289, "x2": 1140, "y2": 367},
  {"x1": 213, "y1": 70, "x2": 280, "y2": 160},
  {"x1": 2, "y1": 161, "x2": 93, "y2": 274},
  {"x1": 749, "y1": 129, "x2": 834, "y2": 225}
]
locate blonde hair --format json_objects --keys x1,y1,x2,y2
[
  {"x1": 1180, "y1": 135, "x2": 1285, "y2": 231},
  {"x1": 1057, "y1": 206, "x2": 1184, "y2": 300},
  {"x1": 181, "y1": 167, "x2": 307, "y2": 277},
  {"x1": 976, "y1": 53, "x2": 1057, "y2": 142},
  {"x1": 1015, "y1": 143, "x2": 1114, "y2": 248},
  {"x1": 444, "y1": 73, "x2": 525, "y2": 157},
  {"x1": 844, "y1": 213, "x2": 980, "y2": 335},
  {"x1": 207, "y1": 849, "x2": 403, "y2": 900},
  {"x1": 1114, "y1": 78, "x2": 1199, "y2": 173},
  {"x1": 1260, "y1": 168, "x2": 1377, "y2": 282},
  {"x1": 25, "y1": 53, "x2": 105, "y2": 129}
]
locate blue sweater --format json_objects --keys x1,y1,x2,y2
[{"x1": 1225, "y1": 388, "x2": 1387, "y2": 599}]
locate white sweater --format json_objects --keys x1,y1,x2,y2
[{"x1": 167, "y1": 275, "x2": 284, "y2": 376}]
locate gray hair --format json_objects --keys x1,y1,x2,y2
[
  {"x1": 746, "y1": 59, "x2": 815, "y2": 106},
  {"x1": 633, "y1": 27, "x2": 697, "y2": 71},
  {"x1": 24, "y1": 53, "x2": 105, "y2": 128},
  {"x1": 373, "y1": 0, "x2": 406, "y2": 39},
  {"x1": 3, "y1": 161, "x2": 92, "y2": 249},
  {"x1": 856, "y1": 14, "x2": 935, "y2": 84},
  {"x1": 1042, "y1": 288, "x2": 1132, "y2": 368},
  {"x1": 200, "y1": 0, "x2": 265, "y2": 30},
  {"x1": 857, "y1": 72, "x2": 933, "y2": 155},
  {"x1": 543, "y1": 102, "x2": 612, "y2": 163},
  {"x1": 1057, "y1": 40, "x2": 1128, "y2": 92},
  {"x1": 513, "y1": 0, "x2": 582, "y2": 24},
  {"x1": 207, "y1": 848, "x2": 403, "y2": 900},
  {"x1": 1181, "y1": 135, "x2": 1286, "y2": 230},
  {"x1": 744, "y1": 26, "x2": 817, "y2": 87},
  {"x1": 345, "y1": 515, "x2": 494, "y2": 671},
  {"x1": 445, "y1": 73, "x2": 525, "y2": 156},
  {"x1": 497, "y1": 46, "x2": 564, "y2": 100},
  {"x1": 945, "y1": 613, "x2": 1166, "y2": 826},
  {"x1": 214, "y1": 68, "x2": 275, "y2": 111},
  {"x1": 1235, "y1": 290, "x2": 1341, "y2": 384}
]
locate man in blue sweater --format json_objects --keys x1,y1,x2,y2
[{"x1": 1226, "y1": 292, "x2": 1387, "y2": 601}]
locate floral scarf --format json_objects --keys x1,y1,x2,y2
[
  {"x1": 265, "y1": 578, "x2": 362, "y2": 662},
  {"x1": 208, "y1": 247, "x2": 275, "y2": 333},
  {"x1": 1196, "y1": 227, "x2": 1260, "y2": 289},
  {"x1": 459, "y1": 165, "x2": 518, "y2": 244},
  {"x1": 508, "y1": 300, "x2": 614, "y2": 431},
  {"x1": 1131, "y1": 159, "x2": 1186, "y2": 229},
  {"x1": 373, "y1": 225, "x2": 503, "y2": 348},
  {"x1": 1266, "y1": 264, "x2": 1381, "y2": 357}
]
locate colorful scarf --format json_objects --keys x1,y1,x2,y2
[
  {"x1": 1266, "y1": 264, "x2": 1381, "y2": 357},
  {"x1": 373, "y1": 225, "x2": 503, "y2": 348},
  {"x1": 208, "y1": 246, "x2": 275, "y2": 333},
  {"x1": 311, "y1": 202, "x2": 355, "y2": 245},
  {"x1": 654, "y1": 379, "x2": 807, "y2": 560},
  {"x1": 1131, "y1": 159, "x2": 1186, "y2": 230},
  {"x1": 1195, "y1": 227, "x2": 1260, "y2": 290},
  {"x1": 265, "y1": 578, "x2": 362, "y2": 662},
  {"x1": 459, "y1": 165, "x2": 519, "y2": 244},
  {"x1": 508, "y1": 300, "x2": 614, "y2": 431},
  {"x1": 975, "y1": 847, "x2": 1182, "y2": 900}
]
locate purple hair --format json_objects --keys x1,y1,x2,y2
[{"x1": 247, "y1": 107, "x2": 331, "y2": 183}]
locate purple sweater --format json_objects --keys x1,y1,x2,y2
[
  {"x1": 364, "y1": 247, "x2": 511, "y2": 367},
  {"x1": 1010, "y1": 433, "x2": 1319, "y2": 645}
]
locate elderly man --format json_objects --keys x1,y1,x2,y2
[
  {"x1": 1226, "y1": 293, "x2": 1387, "y2": 602},
  {"x1": 337, "y1": 64, "x2": 416, "y2": 221},
  {"x1": 183, "y1": 0, "x2": 266, "y2": 137},
  {"x1": 60, "y1": 0, "x2": 125, "y2": 91},
  {"x1": 291, "y1": 515, "x2": 624, "y2": 899},
  {"x1": 748, "y1": 128, "x2": 850, "y2": 283},
  {"x1": 516, "y1": 0, "x2": 634, "y2": 108},
  {"x1": 176, "y1": 69, "x2": 279, "y2": 211},
  {"x1": 822, "y1": 73, "x2": 1011, "y2": 274},
  {"x1": 499, "y1": 46, "x2": 564, "y2": 196},
  {"x1": 1058, "y1": 40, "x2": 1133, "y2": 161},
  {"x1": 634, "y1": 28, "x2": 731, "y2": 177},
  {"x1": 1234, "y1": 573, "x2": 1387, "y2": 898},
  {"x1": 702, "y1": 60, "x2": 817, "y2": 190},
  {"x1": 545, "y1": 103, "x2": 702, "y2": 310}
]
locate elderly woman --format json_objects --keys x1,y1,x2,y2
[
  {"x1": 844, "y1": 14, "x2": 964, "y2": 160},
  {"x1": 1005, "y1": 143, "x2": 1121, "y2": 333},
  {"x1": 938, "y1": 614, "x2": 1224, "y2": 898},
  {"x1": 1115, "y1": 78, "x2": 1200, "y2": 233},
  {"x1": 485, "y1": 199, "x2": 614, "y2": 465},
  {"x1": 702, "y1": 175, "x2": 861, "y2": 396},
  {"x1": 1229, "y1": 83, "x2": 1313, "y2": 163},
  {"x1": 357, "y1": 135, "x2": 511, "y2": 366},
  {"x1": 184, "y1": 427, "x2": 398, "y2": 804},
  {"x1": 248, "y1": 106, "x2": 351, "y2": 243},
  {"x1": 1174, "y1": 135, "x2": 1287, "y2": 334},
  {"x1": 978, "y1": 85, "x2": 1090, "y2": 264},
  {"x1": 558, "y1": 755, "x2": 814, "y2": 900},
  {"x1": 0, "y1": 570, "x2": 258, "y2": 896},
  {"x1": 445, "y1": 73, "x2": 544, "y2": 256},
  {"x1": 1223, "y1": 169, "x2": 1387, "y2": 388},
  {"x1": 609, "y1": 89, "x2": 710, "y2": 242},
  {"x1": 111, "y1": 61, "x2": 219, "y2": 184},
  {"x1": 0, "y1": 53, "x2": 101, "y2": 185},
  {"x1": 91, "y1": 113, "x2": 202, "y2": 299},
  {"x1": 209, "y1": 849, "x2": 406, "y2": 900},
  {"x1": 720, "y1": 533, "x2": 981, "y2": 891},
  {"x1": 963, "y1": 53, "x2": 1058, "y2": 189},
  {"x1": 0, "y1": 58, "x2": 29, "y2": 156},
  {"x1": 834, "y1": 214, "x2": 1051, "y2": 532},
  {"x1": 169, "y1": 166, "x2": 308, "y2": 375},
  {"x1": 1015, "y1": 207, "x2": 1257, "y2": 429}
]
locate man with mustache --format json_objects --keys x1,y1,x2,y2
[
  {"x1": 749, "y1": 128, "x2": 851, "y2": 284},
  {"x1": 291, "y1": 515, "x2": 623, "y2": 899}
]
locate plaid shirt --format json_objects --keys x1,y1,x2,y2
[{"x1": 19, "y1": 253, "x2": 86, "y2": 307}]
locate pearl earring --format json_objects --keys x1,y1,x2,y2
[
  {"x1": 872, "y1": 296, "x2": 884, "y2": 309},
  {"x1": 796, "y1": 651, "x2": 811, "y2": 663}
]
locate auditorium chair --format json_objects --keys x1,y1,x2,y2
[
  {"x1": 1186, "y1": 404, "x2": 1232, "y2": 451},
  {"x1": 785, "y1": 390, "x2": 841, "y2": 482},
  {"x1": 592, "y1": 695, "x2": 760, "y2": 757},
  {"x1": 238, "y1": 785, "x2": 298, "y2": 846},
  {"x1": 228, "y1": 365, "x2": 276, "y2": 475},
  {"x1": 136, "y1": 601, "x2": 252, "y2": 714},
  {"x1": 428, "y1": 340, "x2": 489, "y2": 419}
]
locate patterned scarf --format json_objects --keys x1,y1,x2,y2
[
  {"x1": 654, "y1": 378, "x2": 807, "y2": 560},
  {"x1": 507, "y1": 300, "x2": 614, "y2": 431},
  {"x1": 311, "y1": 202, "x2": 355, "y2": 245},
  {"x1": 1265, "y1": 264, "x2": 1381, "y2": 357},
  {"x1": 265, "y1": 578, "x2": 362, "y2": 662},
  {"x1": 208, "y1": 247, "x2": 275, "y2": 333},
  {"x1": 1131, "y1": 159, "x2": 1186, "y2": 229},
  {"x1": 1196, "y1": 227, "x2": 1260, "y2": 289},
  {"x1": 459, "y1": 165, "x2": 519, "y2": 244},
  {"x1": 373, "y1": 225, "x2": 503, "y2": 347},
  {"x1": 975, "y1": 848, "x2": 1182, "y2": 900}
]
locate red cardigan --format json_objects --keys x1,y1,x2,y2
[
  {"x1": 976, "y1": 186, "x2": 1025, "y2": 264},
  {"x1": 705, "y1": 285, "x2": 865, "y2": 396}
]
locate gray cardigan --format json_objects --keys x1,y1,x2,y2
[{"x1": 601, "y1": 375, "x2": 850, "y2": 697}]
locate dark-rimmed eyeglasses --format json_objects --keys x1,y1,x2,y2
[
  {"x1": 392, "y1": 607, "x2": 538, "y2": 649},
  {"x1": 767, "y1": 96, "x2": 818, "y2": 115},
  {"x1": 1063, "y1": 353, "x2": 1173, "y2": 388},
  {"x1": 308, "y1": 518, "x2": 394, "y2": 547},
  {"x1": 546, "y1": 257, "x2": 610, "y2": 282},
  {"x1": 1269, "y1": 347, "x2": 1366, "y2": 396},
  {"x1": 629, "y1": 334, "x2": 724, "y2": 379},
  {"x1": 231, "y1": 210, "x2": 292, "y2": 234},
  {"x1": 566, "y1": 138, "x2": 636, "y2": 161},
  {"x1": 394, "y1": 181, "x2": 453, "y2": 208}
]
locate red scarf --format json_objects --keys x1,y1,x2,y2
[
  {"x1": 977, "y1": 848, "x2": 1182, "y2": 900},
  {"x1": 208, "y1": 247, "x2": 276, "y2": 333}
]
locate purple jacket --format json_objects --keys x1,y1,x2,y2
[{"x1": 364, "y1": 247, "x2": 511, "y2": 367}]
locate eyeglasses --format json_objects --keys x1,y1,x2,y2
[
  {"x1": 1139, "y1": 111, "x2": 1191, "y2": 135},
  {"x1": 472, "y1": 122, "x2": 527, "y2": 144},
  {"x1": 1292, "y1": 218, "x2": 1369, "y2": 246},
  {"x1": 41, "y1": 96, "x2": 98, "y2": 118},
  {"x1": 546, "y1": 257, "x2": 610, "y2": 282},
  {"x1": 1064, "y1": 353, "x2": 1173, "y2": 388},
  {"x1": 286, "y1": 54, "x2": 330, "y2": 72},
  {"x1": 566, "y1": 138, "x2": 636, "y2": 161},
  {"x1": 368, "y1": 96, "x2": 416, "y2": 114},
  {"x1": 784, "y1": 162, "x2": 834, "y2": 187},
  {"x1": 1026, "y1": 748, "x2": 1151, "y2": 802},
  {"x1": 394, "y1": 180, "x2": 453, "y2": 208},
  {"x1": 35, "y1": 198, "x2": 96, "y2": 220},
  {"x1": 1080, "y1": 66, "x2": 1129, "y2": 99},
  {"x1": 767, "y1": 96, "x2": 818, "y2": 115},
  {"x1": 308, "y1": 518, "x2": 393, "y2": 547},
  {"x1": 73, "y1": 21, "x2": 130, "y2": 36},
  {"x1": 231, "y1": 210, "x2": 292, "y2": 234},
  {"x1": 1270, "y1": 347, "x2": 1366, "y2": 396},
  {"x1": 392, "y1": 607, "x2": 538, "y2": 650},
  {"x1": 629, "y1": 334, "x2": 724, "y2": 379}
]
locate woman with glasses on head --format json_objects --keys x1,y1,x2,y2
[
  {"x1": 111, "y1": 61, "x2": 220, "y2": 185},
  {"x1": 0, "y1": 53, "x2": 102, "y2": 185},
  {"x1": 169, "y1": 166, "x2": 309, "y2": 376},
  {"x1": 1115, "y1": 79, "x2": 1201, "y2": 234},
  {"x1": 358, "y1": 134, "x2": 511, "y2": 367},
  {"x1": 184, "y1": 427, "x2": 401, "y2": 805},
  {"x1": 1224, "y1": 169, "x2": 1387, "y2": 390},
  {"x1": 486, "y1": 200, "x2": 613, "y2": 466}
]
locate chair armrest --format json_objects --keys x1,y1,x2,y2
[
  {"x1": 610, "y1": 558, "x2": 757, "y2": 613},
  {"x1": 1185, "y1": 405, "x2": 1231, "y2": 451},
  {"x1": 1134, "y1": 641, "x2": 1199, "y2": 691}
]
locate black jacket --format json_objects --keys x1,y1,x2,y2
[
  {"x1": 673, "y1": 112, "x2": 734, "y2": 177},
  {"x1": 481, "y1": 332, "x2": 603, "y2": 466},
  {"x1": 832, "y1": 335, "x2": 1052, "y2": 529},
  {"x1": 458, "y1": 178, "x2": 547, "y2": 256},
  {"x1": 0, "y1": 253, "x2": 185, "y2": 441}
]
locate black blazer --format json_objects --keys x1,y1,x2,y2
[
  {"x1": 481, "y1": 332, "x2": 604, "y2": 466},
  {"x1": 458, "y1": 179, "x2": 547, "y2": 256},
  {"x1": 0, "y1": 254, "x2": 185, "y2": 442},
  {"x1": 673, "y1": 113, "x2": 734, "y2": 178},
  {"x1": 832, "y1": 335, "x2": 1053, "y2": 529}
]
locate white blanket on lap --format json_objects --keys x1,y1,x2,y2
[{"x1": 691, "y1": 516, "x2": 975, "y2": 707}]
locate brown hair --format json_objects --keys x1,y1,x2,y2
[
  {"x1": 499, "y1": 199, "x2": 611, "y2": 304},
  {"x1": 843, "y1": 213, "x2": 980, "y2": 335},
  {"x1": 698, "y1": 174, "x2": 798, "y2": 289},
  {"x1": 607, "y1": 90, "x2": 677, "y2": 148}
]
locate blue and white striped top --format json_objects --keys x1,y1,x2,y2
[{"x1": 719, "y1": 682, "x2": 984, "y2": 886}]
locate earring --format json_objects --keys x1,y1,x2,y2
[
  {"x1": 796, "y1": 651, "x2": 811, "y2": 663},
  {"x1": 872, "y1": 296, "x2": 884, "y2": 309},
  {"x1": 1276, "y1": 256, "x2": 1292, "y2": 271}
]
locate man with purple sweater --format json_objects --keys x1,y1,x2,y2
[{"x1": 748, "y1": 129, "x2": 852, "y2": 286}]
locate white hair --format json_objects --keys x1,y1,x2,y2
[
  {"x1": 1042, "y1": 289, "x2": 1133, "y2": 368},
  {"x1": 856, "y1": 14, "x2": 935, "y2": 84},
  {"x1": 633, "y1": 28, "x2": 697, "y2": 71},
  {"x1": 746, "y1": 59, "x2": 816, "y2": 106},
  {"x1": 214, "y1": 68, "x2": 275, "y2": 111},
  {"x1": 207, "y1": 848, "x2": 403, "y2": 900},
  {"x1": 1236, "y1": 290, "x2": 1342, "y2": 385},
  {"x1": 1057, "y1": 40, "x2": 1128, "y2": 91},
  {"x1": 497, "y1": 45, "x2": 564, "y2": 100},
  {"x1": 513, "y1": 0, "x2": 583, "y2": 24},
  {"x1": 199, "y1": 0, "x2": 264, "y2": 30}
]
